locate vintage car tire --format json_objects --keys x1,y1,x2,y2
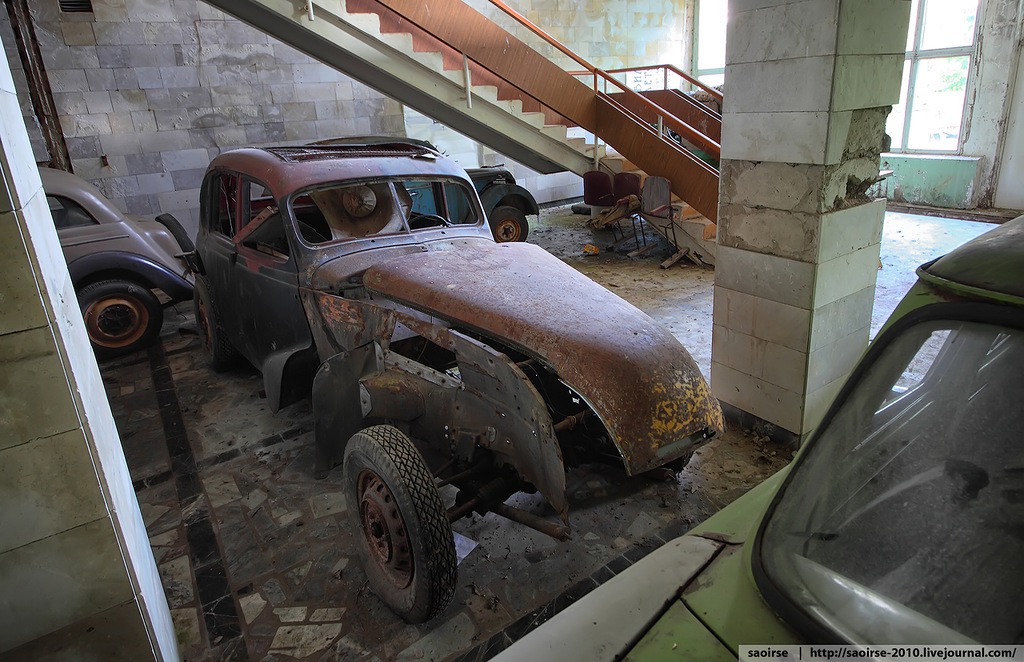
[
  {"x1": 79, "y1": 279, "x2": 163, "y2": 359},
  {"x1": 193, "y1": 275, "x2": 237, "y2": 371},
  {"x1": 343, "y1": 425, "x2": 457, "y2": 624},
  {"x1": 489, "y1": 205, "x2": 529, "y2": 243}
]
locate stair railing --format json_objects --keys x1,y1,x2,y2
[{"x1": 486, "y1": 0, "x2": 720, "y2": 160}]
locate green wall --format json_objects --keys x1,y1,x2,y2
[{"x1": 875, "y1": 154, "x2": 982, "y2": 209}]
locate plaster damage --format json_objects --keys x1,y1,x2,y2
[{"x1": 718, "y1": 107, "x2": 889, "y2": 260}]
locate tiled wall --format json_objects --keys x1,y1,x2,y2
[
  {"x1": 0, "y1": 52, "x2": 176, "y2": 659},
  {"x1": 0, "y1": 0, "x2": 407, "y2": 237}
]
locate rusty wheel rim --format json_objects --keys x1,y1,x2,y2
[
  {"x1": 495, "y1": 218, "x2": 522, "y2": 243},
  {"x1": 357, "y1": 470, "x2": 413, "y2": 588},
  {"x1": 84, "y1": 296, "x2": 148, "y2": 349}
]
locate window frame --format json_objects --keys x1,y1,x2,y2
[
  {"x1": 888, "y1": 0, "x2": 982, "y2": 155},
  {"x1": 691, "y1": 0, "x2": 726, "y2": 86}
]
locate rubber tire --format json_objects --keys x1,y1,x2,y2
[
  {"x1": 193, "y1": 275, "x2": 237, "y2": 371},
  {"x1": 78, "y1": 279, "x2": 163, "y2": 359},
  {"x1": 343, "y1": 425, "x2": 457, "y2": 623},
  {"x1": 489, "y1": 205, "x2": 529, "y2": 243}
]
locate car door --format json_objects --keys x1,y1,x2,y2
[
  {"x1": 199, "y1": 171, "x2": 246, "y2": 344},
  {"x1": 230, "y1": 177, "x2": 316, "y2": 410}
]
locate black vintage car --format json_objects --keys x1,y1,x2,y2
[{"x1": 192, "y1": 139, "x2": 722, "y2": 623}]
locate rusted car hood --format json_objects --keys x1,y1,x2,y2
[{"x1": 363, "y1": 241, "x2": 724, "y2": 475}]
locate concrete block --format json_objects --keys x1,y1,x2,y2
[
  {"x1": 716, "y1": 244, "x2": 816, "y2": 309},
  {"x1": 108, "y1": 112, "x2": 134, "y2": 135},
  {"x1": 284, "y1": 120, "x2": 320, "y2": 142},
  {"x1": 159, "y1": 66, "x2": 200, "y2": 88},
  {"x1": 713, "y1": 286, "x2": 756, "y2": 337},
  {"x1": 124, "y1": 152, "x2": 165, "y2": 176},
  {"x1": 812, "y1": 242, "x2": 883, "y2": 308},
  {"x1": 802, "y1": 373, "x2": 846, "y2": 433},
  {"x1": 161, "y1": 148, "x2": 210, "y2": 171},
  {"x1": 85, "y1": 68, "x2": 116, "y2": 91},
  {"x1": 92, "y1": 21, "x2": 145, "y2": 46},
  {"x1": 144, "y1": 22, "x2": 185, "y2": 45},
  {"x1": 0, "y1": 428, "x2": 107, "y2": 553},
  {"x1": 48, "y1": 69, "x2": 90, "y2": 93},
  {"x1": 97, "y1": 176, "x2": 141, "y2": 199},
  {"x1": 65, "y1": 136, "x2": 100, "y2": 160},
  {"x1": 809, "y1": 285, "x2": 876, "y2": 351},
  {"x1": 0, "y1": 211, "x2": 47, "y2": 335},
  {"x1": 60, "y1": 113, "x2": 112, "y2": 138},
  {"x1": 48, "y1": 46, "x2": 100, "y2": 70},
  {"x1": 125, "y1": 194, "x2": 161, "y2": 215},
  {"x1": 837, "y1": 0, "x2": 913, "y2": 55},
  {"x1": 53, "y1": 92, "x2": 88, "y2": 116},
  {"x1": 96, "y1": 44, "x2": 132, "y2": 68},
  {"x1": 724, "y1": 56, "x2": 835, "y2": 114},
  {"x1": 170, "y1": 168, "x2": 204, "y2": 190},
  {"x1": 281, "y1": 102, "x2": 317, "y2": 122},
  {"x1": 126, "y1": 0, "x2": 175, "y2": 22},
  {"x1": 817, "y1": 199, "x2": 886, "y2": 262},
  {"x1": 157, "y1": 189, "x2": 200, "y2": 212},
  {"x1": 0, "y1": 518, "x2": 135, "y2": 651},
  {"x1": 153, "y1": 109, "x2": 190, "y2": 131},
  {"x1": 109, "y1": 89, "x2": 149, "y2": 112},
  {"x1": 727, "y1": 0, "x2": 838, "y2": 65},
  {"x1": 753, "y1": 294, "x2": 812, "y2": 352},
  {"x1": 98, "y1": 131, "x2": 143, "y2": 156},
  {"x1": 832, "y1": 54, "x2": 906, "y2": 111},
  {"x1": 83, "y1": 91, "x2": 113, "y2": 115},
  {"x1": 136, "y1": 67, "x2": 164, "y2": 90},
  {"x1": 131, "y1": 110, "x2": 158, "y2": 133},
  {"x1": 60, "y1": 22, "x2": 96, "y2": 46},
  {"x1": 763, "y1": 340, "x2": 809, "y2": 393},
  {"x1": 0, "y1": 325, "x2": 79, "y2": 449},
  {"x1": 720, "y1": 161, "x2": 824, "y2": 214},
  {"x1": 712, "y1": 324, "x2": 763, "y2": 380},
  {"x1": 731, "y1": 0, "x2": 805, "y2": 11},
  {"x1": 718, "y1": 204, "x2": 821, "y2": 262},
  {"x1": 806, "y1": 324, "x2": 869, "y2": 392},
  {"x1": 720, "y1": 112, "x2": 831, "y2": 164},
  {"x1": 136, "y1": 173, "x2": 175, "y2": 195},
  {"x1": 127, "y1": 44, "x2": 176, "y2": 68},
  {"x1": 711, "y1": 361, "x2": 803, "y2": 432}
]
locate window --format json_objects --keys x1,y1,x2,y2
[
  {"x1": 47, "y1": 195, "x2": 97, "y2": 229},
  {"x1": 759, "y1": 319, "x2": 1024, "y2": 644},
  {"x1": 887, "y1": 0, "x2": 980, "y2": 153},
  {"x1": 693, "y1": 0, "x2": 727, "y2": 86}
]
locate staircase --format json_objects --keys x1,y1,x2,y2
[{"x1": 202, "y1": 0, "x2": 722, "y2": 258}]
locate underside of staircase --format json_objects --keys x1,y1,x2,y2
[{"x1": 202, "y1": 0, "x2": 723, "y2": 261}]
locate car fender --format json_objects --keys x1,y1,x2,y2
[
  {"x1": 67, "y1": 251, "x2": 193, "y2": 301},
  {"x1": 477, "y1": 182, "x2": 539, "y2": 216}
]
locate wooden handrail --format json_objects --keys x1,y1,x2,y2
[{"x1": 486, "y1": 0, "x2": 719, "y2": 158}]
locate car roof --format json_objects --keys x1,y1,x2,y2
[
  {"x1": 921, "y1": 214, "x2": 1024, "y2": 305},
  {"x1": 38, "y1": 167, "x2": 127, "y2": 225},
  {"x1": 207, "y1": 142, "x2": 474, "y2": 201}
]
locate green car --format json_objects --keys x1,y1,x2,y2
[{"x1": 496, "y1": 216, "x2": 1024, "y2": 659}]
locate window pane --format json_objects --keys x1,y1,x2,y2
[
  {"x1": 885, "y1": 63, "x2": 912, "y2": 150},
  {"x1": 920, "y1": 0, "x2": 978, "y2": 50},
  {"x1": 47, "y1": 195, "x2": 98, "y2": 229},
  {"x1": 907, "y1": 56, "x2": 969, "y2": 151},
  {"x1": 697, "y1": 0, "x2": 727, "y2": 72},
  {"x1": 906, "y1": 0, "x2": 920, "y2": 50},
  {"x1": 697, "y1": 73, "x2": 725, "y2": 87}
]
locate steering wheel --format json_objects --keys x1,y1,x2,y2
[{"x1": 408, "y1": 213, "x2": 451, "y2": 230}]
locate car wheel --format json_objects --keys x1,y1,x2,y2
[
  {"x1": 193, "y1": 275, "x2": 237, "y2": 371},
  {"x1": 490, "y1": 205, "x2": 529, "y2": 243},
  {"x1": 79, "y1": 279, "x2": 163, "y2": 359},
  {"x1": 344, "y1": 425, "x2": 457, "y2": 624}
]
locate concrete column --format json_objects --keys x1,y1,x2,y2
[
  {"x1": 711, "y1": 0, "x2": 911, "y2": 438},
  {"x1": 0, "y1": 52, "x2": 177, "y2": 659}
]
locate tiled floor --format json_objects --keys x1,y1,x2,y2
[{"x1": 100, "y1": 206, "x2": 992, "y2": 661}]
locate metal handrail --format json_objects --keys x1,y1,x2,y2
[
  {"x1": 573, "y1": 64, "x2": 723, "y2": 101},
  {"x1": 486, "y1": 0, "x2": 720, "y2": 158}
]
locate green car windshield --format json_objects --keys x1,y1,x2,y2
[{"x1": 759, "y1": 317, "x2": 1024, "y2": 644}]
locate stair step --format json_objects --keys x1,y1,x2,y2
[{"x1": 540, "y1": 124, "x2": 568, "y2": 141}]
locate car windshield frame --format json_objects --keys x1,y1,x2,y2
[
  {"x1": 283, "y1": 175, "x2": 486, "y2": 249},
  {"x1": 751, "y1": 300, "x2": 1024, "y2": 645}
]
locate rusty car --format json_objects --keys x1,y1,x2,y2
[{"x1": 192, "y1": 140, "x2": 724, "y2": 622}]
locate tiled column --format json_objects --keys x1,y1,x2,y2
[
  {"x1": 0, "y1": 52, "x2": 177, "y2": 658},
  {"x1": 711, "y1": 0, "x2": 911, "y2": 437}
]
